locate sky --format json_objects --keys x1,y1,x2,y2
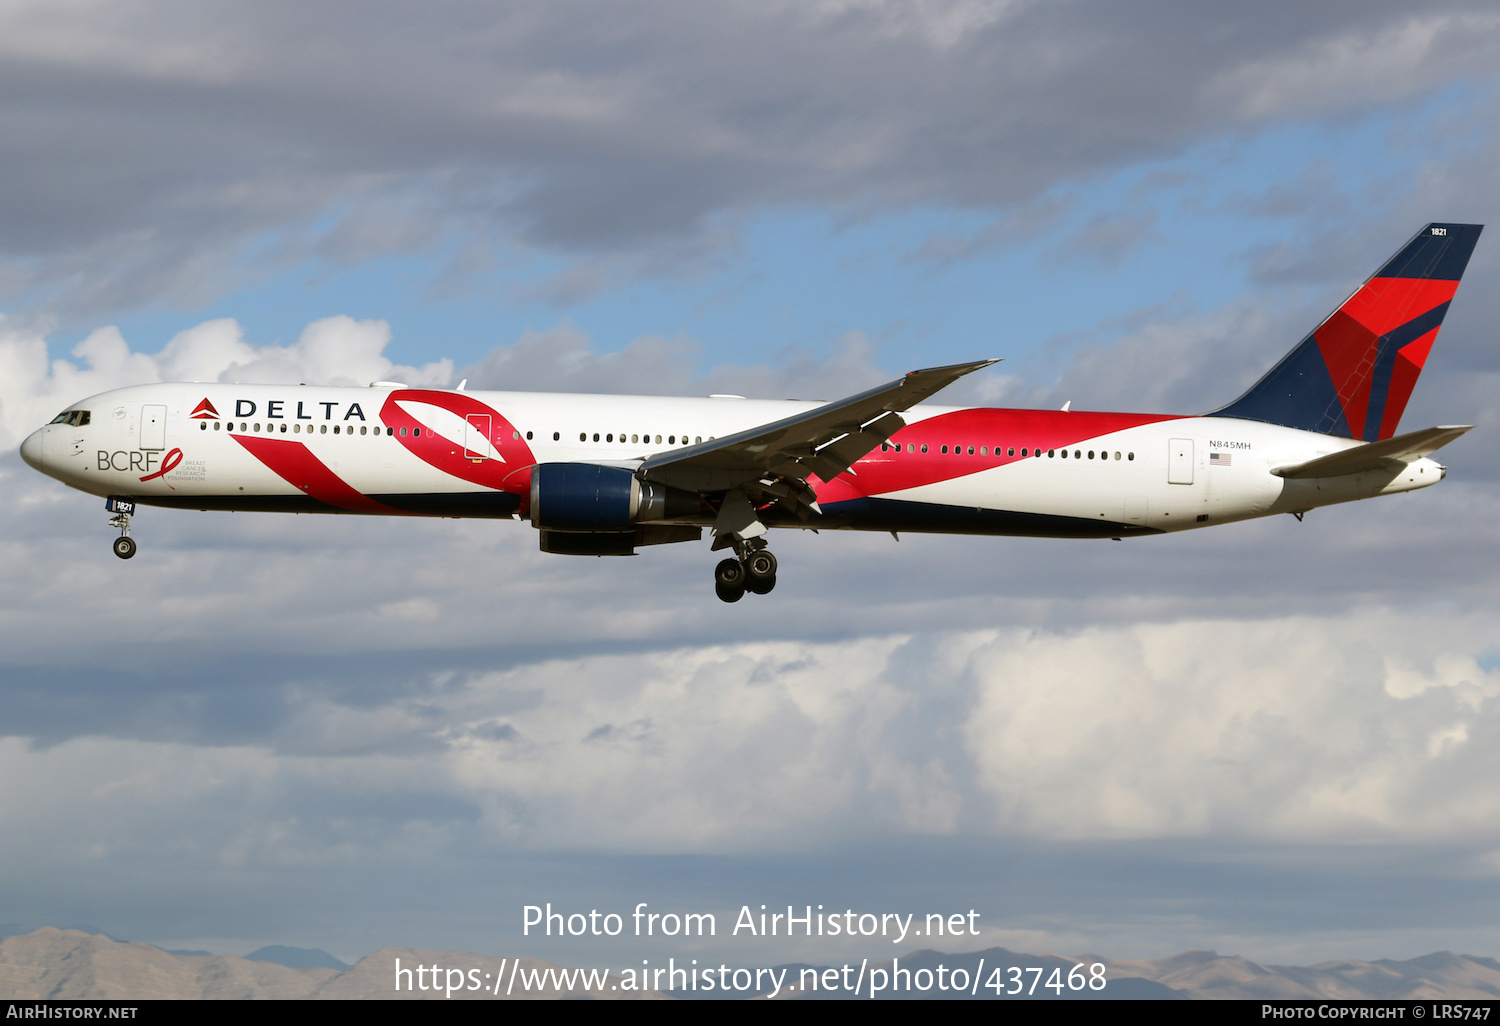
[{"x1": 3, "y1": 0, "x2": 1500, "y2": 972}]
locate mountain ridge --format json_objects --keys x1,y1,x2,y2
[{"x1": 3, "y1": 928, "x2": 1499, "y2": 1000}]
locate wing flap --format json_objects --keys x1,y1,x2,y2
[{"x1": 1272, "y1": 424, "x2": 1473, "y2": 479}]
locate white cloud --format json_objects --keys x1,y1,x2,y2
[
  {"x1": 0, "y1": 314, "x2": 451, "y2": 450},
  {"x1": 3, "y1": 612, "x2": 1499, "y2": 875}
]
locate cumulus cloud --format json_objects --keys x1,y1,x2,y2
[
  {"x1": 4, "y1": 612, "x2": 1500, "y2": 959},
  {"x1": 0, "y1": 314, "x2": 451, "y2": 449}
]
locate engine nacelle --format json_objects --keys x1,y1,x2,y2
[{"x1": 529, "y1": 463, "x2": 698, "y2": 532}]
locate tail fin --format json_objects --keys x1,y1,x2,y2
[{"x1": 1210, "y1": 223, "x2": 1482, "y2": 440}]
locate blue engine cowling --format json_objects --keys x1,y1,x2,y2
[
  {"x1": 530, "y1": 463, "x2": 640, "y2": 531},
  {"x1": 530, "y1": 463, "x2": 701, "y2": 532}
]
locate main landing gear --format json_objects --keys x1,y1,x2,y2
[{"x1": 713, "y1": 541, "x2": 778, "y2": 603}]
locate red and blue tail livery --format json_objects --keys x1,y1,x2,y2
[
  {"x1": 1211, "y1": 223, "x2": 1480, "y2": 441},
  {"x1": 20, "y1": 224, "x2": 1482, "y2": 602}
]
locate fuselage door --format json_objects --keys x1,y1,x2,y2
[
  {"x1": 464, "y1": 414, "x2": 492, "y2": 461},
  {"x1": 1168, "y1": 438, "x2": 1194, "y2": 485},
  {"x1": 141, "y1": 405, "x2": 167, "y2": 451}
]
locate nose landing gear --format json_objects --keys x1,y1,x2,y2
[
  {"x1": 713, "y1": 540, "x2": 777, "y2": 602},
  {"x1": 106, "y1": 497, "x2": 136, "y2": 559}
]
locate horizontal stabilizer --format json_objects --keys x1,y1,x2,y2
[{"x1": 1272, "y1": 425, "x2": 1472, "y2": 479}]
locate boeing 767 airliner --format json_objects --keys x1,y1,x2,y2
[{"x1": 20, "y1": 223, "x2": 1482, "y2": 601}]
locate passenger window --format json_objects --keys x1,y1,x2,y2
[
  {"x1": 1114, "y1": 451, "x2": 1120, "y2": 460},
  {"x1": 554, "y1": 432, "x2": 560, "y2": 441},
  {"x1": 580, "y1": 433, "x2": 586, "y2": 442},
  {"x1": 1008, "y1": 447, "x2": 1015, "y2": 456},
  {"x1": 920, "y1": 444, "x2": 928, "y2": 453},
  {"x1": 606, "y1": 433, "x2": 613, "y2": 442},
  {"x1": 526, "y1": 431, "x2": 533, "y2": 440},
  {"x1": 907, "y1": 444, "x2": 914, "y2": 453},
  {"x1": 655, "y1": 435, "x2": 662, "y2": 444},
  {"x1": 214, "y1": 422, "x2": 221, "y2": 431},
  {"x1": 1061, "y1": 449, "x2": 1068, "y2": 458},
  {"x1": 980, "y1": 446, "x2": 986, "y2": 455},
  {"x1": 254, "y1": 423, "x2": 262, "y2": 432},
  {"x1": 695, "y1": 436, "x2": 702, "y2": 444},
  {"x1": 1088, "y1": 450, "x2": 1094, "y2": 459},
  {"x1": 1128, "y1": 452, "x2": 1135, "y2": 460},
  {"x1": 941, "y1": 445, "x2": 948, "y2": 454}
]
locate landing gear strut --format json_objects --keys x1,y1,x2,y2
[
  {"x1": 713, "y1": 539, "x2": 777, "y2": 602},
  {"x1": 107, "y1": 499, "x2": 137, "y2": 559}
]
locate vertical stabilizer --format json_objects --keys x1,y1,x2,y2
[{"x1": 1210, "y1": 223, "x2": 1482, "y2": 439}]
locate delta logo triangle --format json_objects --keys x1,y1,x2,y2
[{"x1": 190, "y1": 398, "x2": 219, "y2": 420}]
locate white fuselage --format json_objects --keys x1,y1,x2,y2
[{"x1": 22, "y1": 382, "x2": 1444, "y2": 539}]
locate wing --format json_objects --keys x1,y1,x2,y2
[
  {"x1": 1272, "y1": 424, "x2": 1473, "y2": 479},
  {"x1": 639, "y1": 359, "x2": 999, "y2": 497}
]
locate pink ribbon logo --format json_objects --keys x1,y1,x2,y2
[{"x1": 139, "y1": 447, "x2": 183, "y2": 484}]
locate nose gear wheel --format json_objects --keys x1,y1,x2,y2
[{"x1": 108, "y1": 510, "x2": 136, "y2": 559}]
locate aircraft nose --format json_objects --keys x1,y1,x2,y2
[{"x1": 20, "y1": 428, "x2": 44, "y2": 470}]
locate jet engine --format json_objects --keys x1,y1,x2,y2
[{"x1": 529, "y1": 463, "x2": 699, "y2": 532}]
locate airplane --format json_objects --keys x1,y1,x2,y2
[{"x1": 19, "y1": 222, "x2": 1482, "y2": 603}]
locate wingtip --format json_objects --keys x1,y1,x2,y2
[{"x1": 905, "y1": 357, "x2": 1002, "y2": 379}]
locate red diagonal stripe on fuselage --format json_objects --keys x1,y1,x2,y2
[
  {"x1": 380, "y1": 390, "x2": 535, "y2": 493},
  {"x1": 231, "y1": 433, "x2": 400, "y2": 513},
  {"x1": 815, "y1": 408, "x2": 1183, "y2": 502}
]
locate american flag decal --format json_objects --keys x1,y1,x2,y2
[{"x1": 1209, "y1": 452, "x2": 1233, "y2": 467}]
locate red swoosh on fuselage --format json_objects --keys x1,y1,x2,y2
[
  {"x1": 232, "y1": 433, "x2": 401, "y2": 514},
  {"x1": 816, "y1": 408, "x2": 1185, "y2": 503},
  {"x1": 380, "y1": 390, "x2": 536, "y2": 493}
]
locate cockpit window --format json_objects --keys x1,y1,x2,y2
[{"x1": 49, "y1": 410, "x2": 90, "y2": 426}]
